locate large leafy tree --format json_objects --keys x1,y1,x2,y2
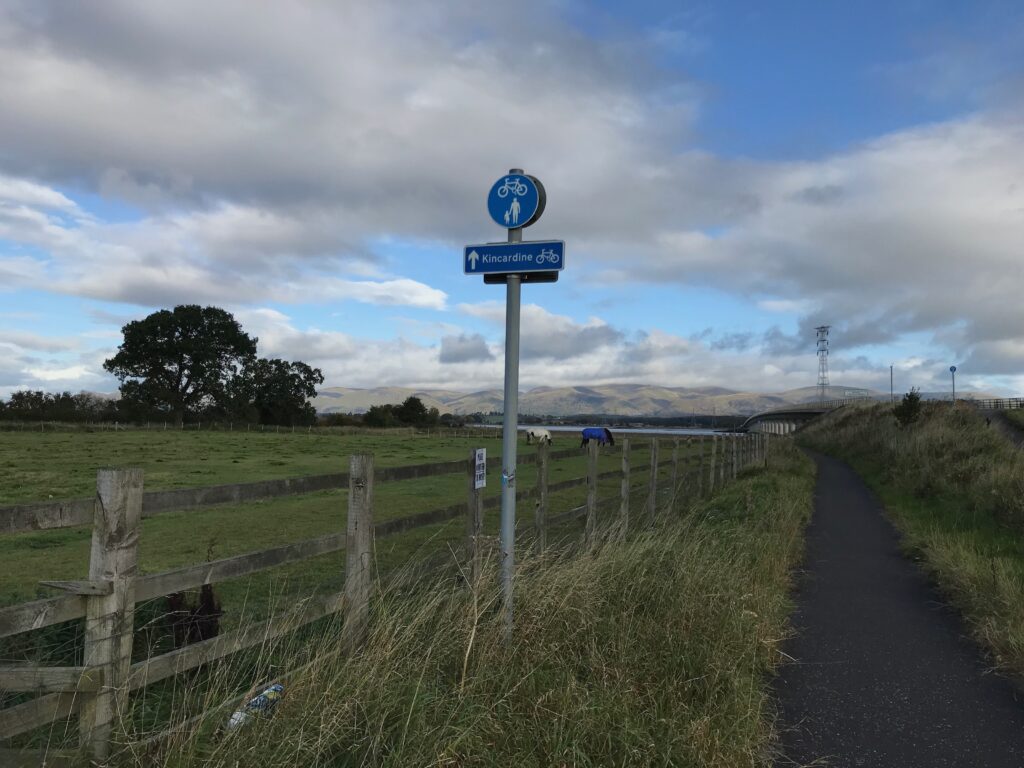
[
  {"x1": 104, "y1": 305, "x2": 257, "y2": 426},
  {"x1": 247, "y1": 358, "x2": 324, "y2": 426}
]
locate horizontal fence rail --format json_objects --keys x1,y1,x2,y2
[
  {"x1": 0, "y1": 449, "x2": 586, "y2": 536},
  {"x1": 0, "y1": 432, "x2": 773, "y2": 760},
  {"x1": 971, "y1": 398, "x2": 1024, "y2": 410}
]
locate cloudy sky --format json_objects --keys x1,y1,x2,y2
[{"x1": 2, "y1": 0, "x2": 1023, "y2": 398}]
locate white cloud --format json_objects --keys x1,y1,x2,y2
[
  {"x1": 0, "y1": 330, "x2": 79, "y2": 353},
  {"x1": 439, "y1": 333, "x2": 494, "y2": 363},
  {"x1": 230, "y1": 309, "x2": 915, "y2": 395},
  {"x1": 23, "y1": 365, "x2": 99, "y2": 382},
  {"x1": 0, "y1": 174, "x2": 80, "y2": 212},
  {"x1": 757, "y1": 298, "x2": 817, "y2": 314},
  {"x1": 0, "y1": 2, "x2": 1021, "y2": 389},
  {"x1": 458, "y1": 301, "x2": 624, "y2": 360}
]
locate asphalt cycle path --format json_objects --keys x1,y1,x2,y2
[
  {"x1": 988, "y1": 409, "x2": 1024, "y2": 450},
  {"x1": 774, "y1": 451, "x2": 1024, "y2": 767}
]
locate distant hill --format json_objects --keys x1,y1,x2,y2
[{"x1": 311, "y1": 384, "x2": 888, "y2": 417}]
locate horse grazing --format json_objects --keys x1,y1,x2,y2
[
  {"x1": 580, "y1": 427, "x2": 615, "y2": 448},
  {"x1": 525, "y1": 428, "x2": 553, "y2": 445}
]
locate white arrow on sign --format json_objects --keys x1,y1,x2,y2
[{"x1": 467, "y1": 250, "x2": 480, "y2": 270}]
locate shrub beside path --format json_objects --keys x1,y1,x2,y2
[{"x1": 774, "y1": 451, "x2": 1024, "y2": 767}]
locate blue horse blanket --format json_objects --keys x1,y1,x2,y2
[{"x1": 581, "y1": 427, "x2": 614, "y2": 446}]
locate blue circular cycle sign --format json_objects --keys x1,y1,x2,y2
[{"x1": 487, "y1": 174, "x2": 541, "y2": 229}]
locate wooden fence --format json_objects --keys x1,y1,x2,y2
[
  {"x1": 971, "y1": 397, "x2": 1024, "y2": 410},
  {"x1": 0, "y1": 433, "x2": 771, "y2": 763}
]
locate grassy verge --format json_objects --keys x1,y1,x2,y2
[
  {"x1": 1002, "y1": 409, "x2": 1024, "y2": 430},
  {"x1": 799, "y1": 402, "x2": 1024, "y2": 676},
  {"x1": 97, "y1": 440, "x2": 814, "y2": 767}
]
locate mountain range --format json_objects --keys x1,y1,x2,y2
[{"x1": 312, "y1": 384, "x2": 885, "y2": 417}]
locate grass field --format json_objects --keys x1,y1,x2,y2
[
  {"x1": 0, "y1": 426, "x2": 723, "y2": 688},
  {"x1": 0, "y1": 428, "x2": 509, "y2": 503},
  {"x1": 799, "y1": 402, "x2": 1024, "y2": 677},
  {"x1": 0, "y1": 430, "x2": 715, "y2": 605},
  {"x1": 105, "y1": 439, "x2": 812, "y2": 767}
]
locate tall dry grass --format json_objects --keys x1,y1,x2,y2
[
  {"x1": 800, "y1": 402, "x2": 1024, "y2": 675},
  {"x1": 99, "y1": 441, "x2": 813, "y2": 767}
]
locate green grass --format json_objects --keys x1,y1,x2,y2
[
  {"x1": 799, "y1": 402, "x2": 1024, "y2": 676},
  {"x1": 0, "y1": 432, "x2": 691, "y2": 604},
  {"x1": 0, "y1": 427, "x2": 723, "y2": 713},
  {"x1": 1002, "y1": 409, "x2": 1024, "y2": 430},
  {"x1": 104, "y1": 440, "x2": 813, "y2": 768},
  {"x1": 0, "y1": 429, "x2": 512, "y2": 503}
]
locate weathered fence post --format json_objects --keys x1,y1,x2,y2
[
  {"x1": 732, "y1": 435, "x2": 738, "y2": 481},
  {"x1": 466, "y1": 449, "x2": 484, "y2": 584},
  {"x1": 343, "y1": 454, "x2": 374, "y2": 654},
  {"x1": 697, "y1": 437, "x2": 705, "y2": 497},
  {"x1": 585, "y1": 441, "x2": 599, "y2": 544},
  {"x1": 79, "y1": 468, "x2": 143, "y2": 761},
  {"x1": 708, "y1": 436, "x2": 716, "y2": 494},
  {"x1": 535, "y1": 442, "x2": 549, "y2": 554},
  {"x1": 647, "y1": 438, "x2": 659, "y2": 520},
  {"x1": 668, "y1": 439, "x2": 679, "y2": 513},
  {"x1": 619, "y1": 438, "x2": 630, "y2": 535},
  {"x1": 719, "y1": 436, "x2": 726, "y2": 487}
]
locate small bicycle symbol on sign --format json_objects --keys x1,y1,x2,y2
[
  {"x1": 496, "y1": 177, "x2": 529, "y2": 198},
  {"x1": 536, "y1": 248, "x2": 560, "y2": 265}
]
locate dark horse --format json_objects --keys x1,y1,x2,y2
[{"x1": 580, "y1": 427, "x2": 615, "y2": 448}]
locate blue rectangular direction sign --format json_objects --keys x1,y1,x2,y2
[{"x1": 464, "y1": 240, "x2": 565, "y2": 275}]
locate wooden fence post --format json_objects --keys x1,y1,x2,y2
[
  {"x1": 668, "y1": 439, "x2": 679, "y2": 513},
  {"x1": 619, "y1": 438, "x2": 630, "y2": 536},
  {"x1": 697, "y1": 437, "x2": 705, "y2": 497},
  {"x1": 708, "y1": 436, "x2": 716, "y2": 494},
  {"x1": 585, "y1": 441, "x2": 599, "y2": 545},
  {"x1": 719, "y1": 436, "x2": 726, "y2": 487},
  {"x1": 466, "y1": 449, "x2": 484, "y2": 584},
  {"x1": 647, "y1": 438, "x2": 659, "y2": 520},
  {"x1": 534, "y1": 442, "x2": 549, "y2": 555},
  {"x1": 732, "y1": 435, "x2": 738, "y2": 481},
  {"x1": 343, "y1": 454, "x2": 374, "y2": 654},
  {"x1": 79, "y1": 468, "x2": 143, "y2": 761}
]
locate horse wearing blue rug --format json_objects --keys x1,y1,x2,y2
[{"x1": 580, "y1": 427, "x2": 615, "y2": 448}]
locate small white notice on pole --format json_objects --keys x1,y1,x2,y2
[{"x1": 474, "y1": 448, "x2": 487, "y2": 489}]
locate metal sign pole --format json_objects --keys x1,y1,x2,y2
[{"x1": 500, "y1": 169, "x2": 524, "y2": 639}]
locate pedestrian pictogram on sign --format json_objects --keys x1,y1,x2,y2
[{"x1": 487, "y1": 174, "x2": 544, "y2": 229}]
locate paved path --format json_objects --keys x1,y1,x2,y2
[
  {"x1": 773, "y1": 451, "x2": 1024, "y2": 767},
  {"x1": 988, "y1": 409, "x2": 1024, "y2": 449}
]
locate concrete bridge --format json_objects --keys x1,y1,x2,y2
[{"x1": 740, "y1": 398, "x2": 871, "y2": 435}]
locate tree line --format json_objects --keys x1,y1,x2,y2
[{"x1": 1, "y1": 305, "x2": 324, "y2": 427}]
